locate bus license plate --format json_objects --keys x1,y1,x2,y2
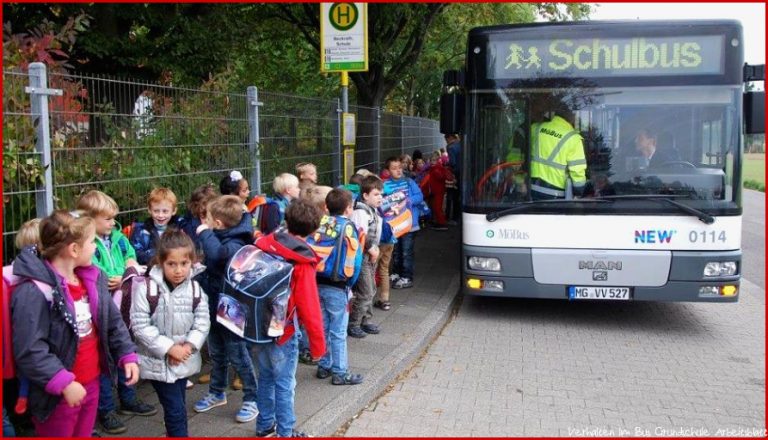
[{"x1": 569, "y1": 286, "x2": 631, "y2": 300}]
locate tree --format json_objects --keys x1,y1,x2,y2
[{"x1": 269, "y1": 3, "x2": 591, "y2": 113}]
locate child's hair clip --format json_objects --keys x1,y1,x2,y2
[{"x1": 230, "y1": 170, "x2": 244, "y2": 182}]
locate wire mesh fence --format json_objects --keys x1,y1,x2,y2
[{"x1": 2, "y1": 64, "x2": 444, "y2": 264}]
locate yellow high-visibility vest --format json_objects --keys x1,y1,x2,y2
[{"x1": 530, "y1": 115, "x2": 587, "y2": 196}]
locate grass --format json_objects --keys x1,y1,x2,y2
[{"x1": 743, "y1": 153, "x2": 765, "y2": 192}]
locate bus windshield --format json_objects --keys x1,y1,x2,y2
[{"x1": 465, "y1": 84, "x2": 742, "y2": 215}]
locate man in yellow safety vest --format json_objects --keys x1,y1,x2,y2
[{"x1": 529, "y1": 104, "x2": 587, "y2": 200}]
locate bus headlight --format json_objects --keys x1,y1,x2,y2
[
  {"x1": 703, "y1": 262, "x2": 737, "y2": 277},
  {"x1": 468, "y1": 257, "x2": 501, "y2": 271}
]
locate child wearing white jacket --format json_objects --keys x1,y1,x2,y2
[{"x1": 130, "y1": 228, "x2": 210, "y2": 437}]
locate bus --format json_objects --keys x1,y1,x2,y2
[{"x1": 440, "y1": 20, "x2": 764, "y2": 302}]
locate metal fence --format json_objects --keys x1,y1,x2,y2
[{"x1": 2, "y1": 63, "x2": 444, "y2": 263}]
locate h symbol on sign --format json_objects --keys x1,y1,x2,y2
[{"x1": 335, "y1": 5, "x2": 352, "y2": 23}]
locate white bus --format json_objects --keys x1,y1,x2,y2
[{"x1": 441, "y1": 20, "x2": 764, "y2": 302}]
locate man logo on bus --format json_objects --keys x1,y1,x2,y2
[
  {"x1": 486, "y1": 230, "x2": 494, "y2": 238},
  {"x1": 506, "y1": 44, "x2": 541, "y2": 70}
]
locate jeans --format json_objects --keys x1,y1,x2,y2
[
  {"x1": 208, "y1": 323, "x2": 258, "y2": 402},
  {"x1": 34, "y1": 379, "x2": 99, "y2": 437},
  {"x1": 97, "y1": 369, "x2": 138, "y2": 415},
  {"x1": 150, "y1": 379, "x2": 188, "y2": 437},
  {"x1": 3, "y1": 407, "x2": 15, "y2": 437},
  {"x1": 297, "y1": 324, "x2": 310, "y2": 354},
  {"x1": 255, "y1": 334, "x2": 298, "y2": 437},
  {"x1": 317, "y1": 285, "x2": 349, "y2": 376},
  {"x1": 392, "y1": 231, "x2": 416, "y2": 280}
]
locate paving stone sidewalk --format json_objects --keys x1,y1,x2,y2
[{"x1": 103, "y1": 227, "x2": 461, "y2": 437}]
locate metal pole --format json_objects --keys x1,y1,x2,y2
[
  {"x1": 333, "y1": 99, "x2": 342, "y2": 187},
  {"x1": 375, "y1": 107, "x2": 381, "y2": 171},
  {"x1": 247, "y1": 86, "x2": 263, "y2": 194},
  {"x1": 341, "y1": 71, "x2": 349, "y2": 113},
  {"x1": 27, "y1": 62, "x2": 59, "y2": 217},
  {"x1": 400, "y1": 115, "x2": 405, "y2": 154}
]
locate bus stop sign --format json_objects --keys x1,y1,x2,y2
[{"x1": 320, "y1": 3, "x2": 368, "y2": 72}]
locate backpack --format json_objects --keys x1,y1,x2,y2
[
  {"x1": 306, "y1": 215, "x2": 363, "y2": 286},
  {"x1": 3, "y1": 264, "x2": 55, "y2": 415},
  {"x1": 248, "y1": 195, "x2": 282, "y2": 237},
  {"x1": 218, "y1": 245, "x2": 294, "y2": 344},
  {"x1": 379, "y1": 190, "x2": 413, "y2": 239},
  {"x1": 116, "y1": 265, "x2": 202, "y2": 335}
]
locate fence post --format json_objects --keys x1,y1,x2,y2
[
  {"x1": 333, "y1": 99, "x2": 342, "y2": 187},
  {"x1": 247, "y1": 86, "x2": 263, "y2": 193},
  {"x1": 26, "y1": 62, "x2": 59, "y2": 217},
  {"x1": 375, "y1": 107, "x2": 381, "y2": 171},
  {"x1": 400, "y1": 115, "x2": 405, "y2": 154}
]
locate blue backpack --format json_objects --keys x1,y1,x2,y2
[{"x1": 306, "y1": 215, "x2": 363, "y2": 287}]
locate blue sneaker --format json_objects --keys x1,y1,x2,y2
[
  {"x1": 193, "y1": 392, "x2": 227, "y2": 413},
  {"x1": 235, "y1": 401, "x2": 259, "y2": 423}
]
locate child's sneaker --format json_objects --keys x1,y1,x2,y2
[
  {"x1": 235, "y1": 401, "x2": 259, "y2": 423},
  {"x1": 98, "y1": 411, "x2": 127, "y2": 434},
  {"x1": 256, "y1": 424, "x2": 276, "y2": 437},
  {"x1": 298, "y1": 349, "x2": 318, "y2": 365},
  {"x1": 194, "y1": 392, "x2": 227, "y2": 413},
  {"x1": 389, "y1": 273, "x2": 400, "y2": 283},
  {"x1": 119, "y1": 399, "x2": 158, "y2": 416},
  {"x1": 393, "y1": 277, "x2": 413, "y2": 289}
]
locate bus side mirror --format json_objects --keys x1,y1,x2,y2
[
  {"x1": 440, "y1": 70, "x2": 465, "y2": 135},
  {"x1": 744, "y1": 91, "x2": 764, "y2": 134}
]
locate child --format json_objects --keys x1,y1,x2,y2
[
  {"x1": 261, "y1": 173, "x2": 301, "y2": 234},
  {"x1": 178, "y1": 184, "x2": 218, "y2": 385},
  {"x1": 130, "y1": 187, "x2": 181, "y2": 265},
  {"x1": 75, "y1": 190, "x2": 156, "y2": 434},
  {"x1": 302, "y1": 185, "x2": 333, "y2": 213},
  {"x1": 220, "y1": 170, "x2": 251, "y2": 205},
  {"x1": 10, "y1": 210, "x2": 139, "y2": 437},
  {"x1": 193, "y1": 195, "x2": 259, "y2": 424},
  {"x1": 179, "y1": 183, "x2": 218, "y2": 240},
  {"x1": 296, "y1": 162, "x2": 318, "y2": 192},
  {"x1": 384, "y1": 156, "x2": 424, "y2": 290},
  {"x1": 295, "y1": 184, "x2": 332, "y2": 366},
  {"x1": 399, "y1": 154, "x2": 413, "y2": 179},
  {"x1": 425, "y1": 151, "x2": 454, "y2": 231},
  {"x1": 253, "y1": 199, "x2": 326, "y2": 438},
  {"x1": 3, "y1": 218, "x2": 41, "y2": 437},
  {"x1": 348, "y1": 176, "x2": 384, "y2": 338},
  {"x1": 130, "y1": 229, "x2": 210, "y2": 437},
  {"x1": 75, "y1": 190, "x2": 141, "y2": 291},
  {"x1": 314, "y1": 188, "x2": 364, "y2": 386}
]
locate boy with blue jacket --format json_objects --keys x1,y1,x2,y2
[
  {"x1": 193, "y1": 195, "x2": 259, "y2": 424},
  {"x1": 383, "y1": 156, "x2": 424, "y2": 289}
]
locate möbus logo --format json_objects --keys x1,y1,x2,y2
[
  {"x1": 496, "y1": 229, "x2": 530, "y2": 240},
  {"x1": 634, "y1": 229, "x2": 676, "y2": 244}
]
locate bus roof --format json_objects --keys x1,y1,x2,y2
[{"x1": 469, "y1": 19, "x2": 742, "y2": 37}]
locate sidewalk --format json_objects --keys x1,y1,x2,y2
[{"x1": 107, "y1": 227, "x2": 461, "y2": 437}]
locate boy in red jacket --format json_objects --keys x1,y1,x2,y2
[{"x1": 253, "y1": 199, "x2": 326, "y2": 438}]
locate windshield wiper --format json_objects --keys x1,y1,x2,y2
[
  {"x1": 596, "y1": 194, "x2": 715, "y2": 224},
  {"x1": 486, "y1": 198, "x2": 612, "y2": 222}
]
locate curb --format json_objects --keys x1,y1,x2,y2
[{"x1": 299, "y1": 273, "x2": 462, "y2": 436}]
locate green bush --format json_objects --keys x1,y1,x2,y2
[{"x1": 744, "y1": 179, "x2": 765, "y2": 192}]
